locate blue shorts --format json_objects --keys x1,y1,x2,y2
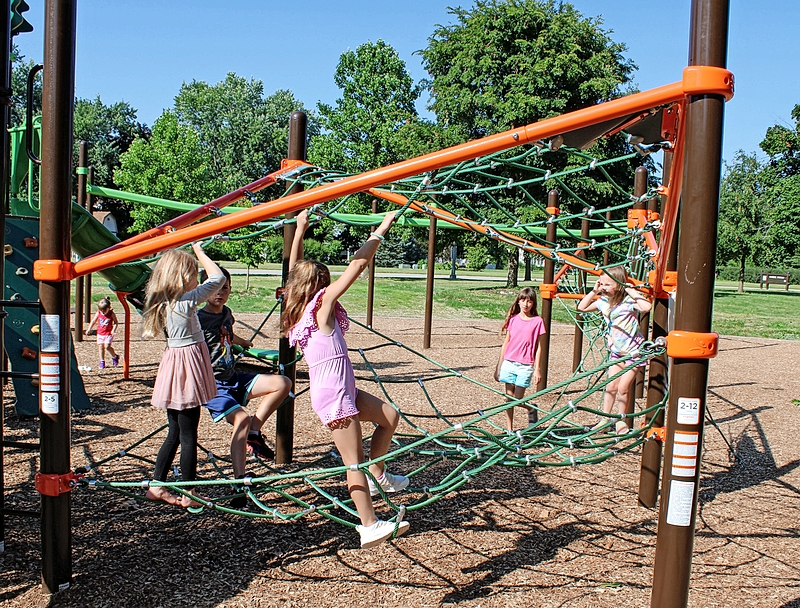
[
  {"x1": 498, "y1": 360, "x2": 533, "y2": 388},
  {"x1": 204, "y1": 372, "x2": 258, "y2": 423}
]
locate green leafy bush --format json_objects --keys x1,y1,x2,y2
[{"x1": 466, "y1": 243, "x2": 489, "y2": 271}]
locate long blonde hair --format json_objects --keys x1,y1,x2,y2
[
  {"x1": 281, "y1": 260, "x2": 331, "y2": 334},
  {"x1": 501, "y1": 286, "x2": 539, "y2": 334},
  {"x1": 142, "y1": 249, "x2": 198, "y2": 338},
  {"x1": 604, "y1": 266, "x2": 629, "y2": 309}
]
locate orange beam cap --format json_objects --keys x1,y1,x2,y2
[
  {"x1": 682, "y1": 66, "x2": 734, "y2": 101},
  {"x1": 666, "y1": 330, "x2": 718, "y2": 359},
  {"x1": 539, "y1": 283, "x2": 557, "y2": 300},
  {"x1": 33, "y1": 260, "x2": 75, "y2": 282}
]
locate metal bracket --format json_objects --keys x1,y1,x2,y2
[
  {"x1": 33, "y1": 259, "x2": 75, "y2": 281},
  {"x1": 35, "y1": 471, "x2": 83, "y2": 496},
  {"x1": 538, "y1": 283, "x2": 557, "y2": 300}
]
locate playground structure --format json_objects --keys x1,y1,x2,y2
[{"x1": 0, "y1": 2, "x2": 732, "y2": 608}]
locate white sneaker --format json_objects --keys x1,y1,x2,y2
[
  {"x1": 367, "y1": 470, "x2": 410, "y2": 496},
  {"x1": 356, "y1": 519, "x2": 410, "y2": 549}
]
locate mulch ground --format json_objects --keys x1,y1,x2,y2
[{"x1": 1, "y1": 314, "x2": 799, "y2": 608}]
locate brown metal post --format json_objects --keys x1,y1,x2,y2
[
  {"x1": 39, "y1": 0, "x2": 77, "y2": 594},
  {"x1": 74, "y1": 142, "x2": 88, "y2": 342},
  {"x1": 603, "y1": 209, "x2": 612, "y2": 266},
  {"x1": 423, "y1": 212, "x2": 437, "y2": 349},
  {"x1": 571, "y1": 216, "x2": 590, "y2": 371},
  {"x1": 633, "y1": 166, "x2": 648, "y2": 402},
  {"x1": 0, "y1": 0, "x2": 11, "y2": 555},
  {"x1": 366, "y1": 198, "x2": 377, "y2": 327},
  {"x1": 651, "y1": 1, "x2": 729, "y2": 606},
  {"x1": 536, "y1": 190, "x2": 558, "y2": 391},
  {"x1": 83, "y1": 166, "x2": 94, "y2": 323},
  {"x1": 276, "y1": 110, "x2": 306, "y2": 465},
  {"x1": 638, "y1": 153, "x2": 675, "y2": 508}
]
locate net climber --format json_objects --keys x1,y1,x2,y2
[{"x1": 68, "y1": 103, "x2": 679, "y2": 531}]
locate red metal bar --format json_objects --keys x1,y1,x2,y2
[
  {"x1": 99, "y1": 160, "x2": 307, "y2": 254},
  {"x1": 114, "y1": 292, "x2": 131, "y2": 380}
]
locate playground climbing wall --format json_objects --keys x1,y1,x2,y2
[{"x1": 4, "y1": 215, "x2": 90, "y2": 416}]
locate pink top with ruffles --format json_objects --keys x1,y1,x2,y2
[{"x1": 288, "y1": 288, "x2": 359, "y2": 426}]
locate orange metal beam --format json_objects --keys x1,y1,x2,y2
[{"x1": 68, "y1": 68, "x2": 732, "y2": 279}]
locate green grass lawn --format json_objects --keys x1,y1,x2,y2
[{"x1": 81, "y1": 268, "x2": 799, "y2": 341}]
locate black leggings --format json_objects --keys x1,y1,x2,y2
[{"x1": 153, "y1": 407, "x2": 201, "y2": 482}]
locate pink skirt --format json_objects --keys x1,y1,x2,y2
[{"x1": 151, "y1": 342, "x2": 217, "y2": 410}]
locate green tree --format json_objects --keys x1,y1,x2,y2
[
  {"x1": 173, "y1": 74, "x2": 317, "y2": 262},
  {"x1": 311, "y1": 40, "x2": 433, "y2": 174},
  {"x1": 10, "y1": 45, "x2": 40, "y2": 128},
  {"x1": 418, "y1": 0, "x2": 638, "y2": 286},
  {"x1": 73, "y1": 97, "x2": 151, "y2": 230},
  {"x1": 73, "y1": 96, "x2": 150, "y2": 186},
  {"x1": 174, "y1": 73, "x2": 315, "y2": 194},
  {"x1": 309, "y1": 40, "x2": 438, "y2": 254},
  {"x1": 759, "y1": 104, "x2": 800, "y2": 267},
  {"x1": 717, "y1": 151, "x2": 770, "y2": 292},
  {"x1": 420, "y1": 0, "x2": 634, "y2": 139},
  {"x1": 115, "y1": 112, "x2": 217, "y2": 235}
]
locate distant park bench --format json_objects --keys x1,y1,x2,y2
[{"x1": 759, "y1": 272, "x2": 790, "y2": 290}]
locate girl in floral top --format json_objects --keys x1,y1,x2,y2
[{"x1": 577, "y1": 266, "x2": 652, "y2": 434}]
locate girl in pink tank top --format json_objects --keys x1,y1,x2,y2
[{"x1": 282, "y1": 210, "x2": 409, "y2": 549}]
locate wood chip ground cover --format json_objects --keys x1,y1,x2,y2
[{"x1": 1, "y1": 316, "x2": 798, "y2": 607}]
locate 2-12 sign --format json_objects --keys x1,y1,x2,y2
[{"x1": 677, "y1": 397, "x2": 700, "y2": 425}]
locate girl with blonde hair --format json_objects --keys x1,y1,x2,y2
[
  {"x1": 143, "y1": 242, "x2": 225, "y2": 508},
  {"x1": 577, "y1": 266, "x2": 652, "y2": 434}
]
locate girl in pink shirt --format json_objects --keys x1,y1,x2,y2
[
  {"x1": 495, "y1": 287, "x2": 546, "y2": 431},
  {"x1": 282, "y1": 210, "x2": 409, "y2": 549}
]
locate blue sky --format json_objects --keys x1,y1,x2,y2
[{"x1": 13, "y1": 1, "x2": 799, "y2": 165}]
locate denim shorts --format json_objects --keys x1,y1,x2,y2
[
  {"x1": 498, "y1": 360, "x2": 534, "y2": 388},
  {"x1": 204, "y1": 372, "x2": 257, "y2": 422}
]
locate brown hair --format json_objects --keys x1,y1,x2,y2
[
  {"x1": 604, "y1": 266, "x2": 628, "y2": 309},
  {"x1": 141, "y1": 249, "x2": 199, "y2": 338},
  {"x1": 281, "y1": 260, "x2": 332, "y2": 334},
  {"x1": 501, "y1": 286, "x2": 539, "y2": 334}
]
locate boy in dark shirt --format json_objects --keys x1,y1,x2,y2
[{"x1": 198, "y1": 268, "x2": 291, "y2": 505}]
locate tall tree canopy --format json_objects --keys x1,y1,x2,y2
[
  {"x1": 310, "y1": 39, "x2": 434, "y2": 174},
  {"x1": 174, "y1": 73, "x2": 315, "y2": 195},
  {"x1": 759, "y1": 104, "x2": 800, "y2": 268},
  {"x1": 717, "y1": 151, "x2": 770, "y2": 291},
  {"x1": 10, "y1": 45, "x2": 40, "y2": 128},
  {"x1": 73, "y1": 96, "x2": 150, "y2": 187},
  {"x1": 419, "y1": 0, "x2": 635, "y2": 140},
  {"x1": 418, "y1": 0, "x2": 639, "y2": 284},
  {"x1": 115, "y1": 112, "x2": 216, "y2": 235},
  {"x1": 309, "y1": 40, "x2": 438, "y2": 253}
]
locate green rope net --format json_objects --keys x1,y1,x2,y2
[
  {"x1": 73, "y1": 140, "x2": 668, "y2": 529},
  {"x1": 74, "y1": 322, "x2": 665, "y2": 527}
]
